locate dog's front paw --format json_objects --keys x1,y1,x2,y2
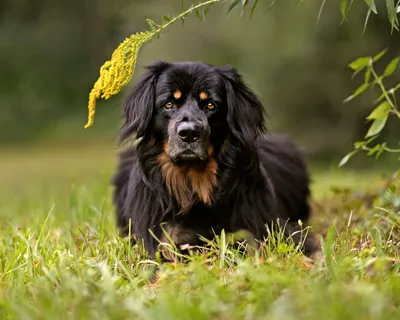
[{"x1": 159, "y1": 223, "x2": 201, "y2": 262}]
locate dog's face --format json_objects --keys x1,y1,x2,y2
[
  {"x1": 152, "y1": 63, "x2": 230, "y2": 165},
  {"x1": 119, "y1": 61, "x2": 266, "y2": 211},
  {"x1": 120, "y1": 61, "x2": 266, "y2": 167}
]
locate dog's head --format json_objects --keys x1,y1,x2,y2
[
  {"x1": 120, "y1": 61, "x2": 266, "y2": 164},
  {"x1": 119, "y1": 61, "x2": 266, "y2": 210}
]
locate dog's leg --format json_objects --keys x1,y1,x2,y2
[{"x1": 158, "y1": 222, "x2": 203, "y2": 262}]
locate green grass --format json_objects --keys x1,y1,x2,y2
[{"x1": 0, "y1": 143, "x2": 399, "y2": 319}]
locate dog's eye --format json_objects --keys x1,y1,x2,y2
[
  {"x1": 164, "y1": 102, "x2": 174, "y2": 109},
  {"x1": 207, "y1": 102, "x2": 216, "y2": 111}
]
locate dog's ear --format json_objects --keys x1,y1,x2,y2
[
  {"x1": 119, "y1": 61, "x2": 170, "y2": 142},
  {"x1": 218, "y1": 65, "x2": 266, "y2": 145}
]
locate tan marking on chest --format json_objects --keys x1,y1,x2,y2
[{"x1": 158, "y1": 144, "x2": 218, "y2": 214}]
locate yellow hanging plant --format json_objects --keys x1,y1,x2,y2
[
  {"x1": 84, "y1": 0, "x2": 221, "y2": 129},
  {"x1": 84, "y1": 31, "x2": 152, "y2": 128}
]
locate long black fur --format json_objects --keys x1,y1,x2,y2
[{"x1": 112, "y1": 61, "x2": 319, "y2": 259}]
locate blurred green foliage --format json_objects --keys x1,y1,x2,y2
[{"x1": 0, "y1": 0, "x2": 399, "y2": 165}]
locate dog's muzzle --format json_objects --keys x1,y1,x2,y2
[{"x1": 168, "y1": 107, "x2": 210, "y2": 164}]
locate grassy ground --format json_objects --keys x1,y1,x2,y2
[{"x1": 0, "y1": 143, "x2": 399, "y2": 319}]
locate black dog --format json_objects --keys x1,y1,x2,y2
[{"x1": 112, "y1": 61, "x2": 318, "y2": 261}]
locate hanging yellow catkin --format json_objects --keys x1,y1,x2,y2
[
  {"x1": 84, "y1": 31, "x2": 153, "y2": 129},
  {"x1": 84, "y1": 0, "x2": 221, "y2": 128}
]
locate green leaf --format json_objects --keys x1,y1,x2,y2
[
  {"x1": 340, "y1": 0, "x2": 348, "y2": 19},
  {"x1": 204, "y1": 4, "x2": 212, "y2": 16},
  {"x1": 348, "y1": 57, "x2": 370, "y2": 70},
  {"x1": 371, "y1": 227, "x2": 384, "y2": 257},
  {"x1": 365, "y1": 117, "x2": 388, "y2": 138},
  {"x1": 384, "y1": 57, "x2": 400, "y2": 77},
  {"x1": 363, "y1": 0, "x2": 378, "y2": 33},
  {"x1": 364, "y1": 67, "x2": 371, "y2": 84},
  {"x1": 226, "y1": 0, "x2": 241, "y2": 15},
  {"x1": 375, "y1": 142, "x2": 386, "y2": 159},
  {"x1": 240, "y1": 0, "x2": 249, "y2": 16},
  {"x1": 250, "y1": 0, "x2": 260, "y2": 17},
  {"x1": 340, "y1": 0, "x2": 355, "y2": 24},
  {"x1": 367, "y1": 144, "x2": 381, "y2": 156},
  {"x1": 366, "y1": 101, "x2": 391, "y2": 120},
  {"x1": 363, "y1": 8, "x2": 372, "y2": 34},
  {"x1": 317, "y1": 0, "x2": 327, "y2": 24},
  {"x1": 364, "y1": 0, "x2": 378, "y2": 13},
  {"x1": 374, "y1": 91, "x2": 387, "y2": 104},
  {"x1": 371, "y1": 75, "x2": 383, "y2": 89},
  {"x1": 195, "y1": 8, "x2": 202, "y2": 20},
  {"x1": 377, "y1": 206, "x2": 400, "y2": 225},
  {"x1": 364, "y1": 135, "x2": 380, "y2": 145},
  {"x1": 372, "y1": 48, "x2": 388, "y2": 62},
  {"x1": 354, "y1": 141, "x2": 365, "y2": 149},
  {"x1": 386, "y1": 0, "x2": 399, "y2": 31},
  {"x1": 343, "y1": 83, "x2": 370, "y2": 103},
  {"x1": 163, "y1": 16, "x2": 171, "y2": 22},
  {"x1": 351, "y1": 68, "x2": 363, "y2": 79},
  {"x1": 146, "y1": 19, "x2": 158, "y2": 31},
  {"x1": 322, "y1": 224, "x2": 337, "y2": 279},
  {"x1": 338, "y1": 150, "x2": 359, "y2": 167}
]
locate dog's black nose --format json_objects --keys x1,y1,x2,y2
[{"x1": 177, "y1": 122, "x2": 202, "y2": 143}]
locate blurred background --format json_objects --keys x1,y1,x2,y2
[{"x1": 1, "y1": 0, "x2": 399, "y2": 200}]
